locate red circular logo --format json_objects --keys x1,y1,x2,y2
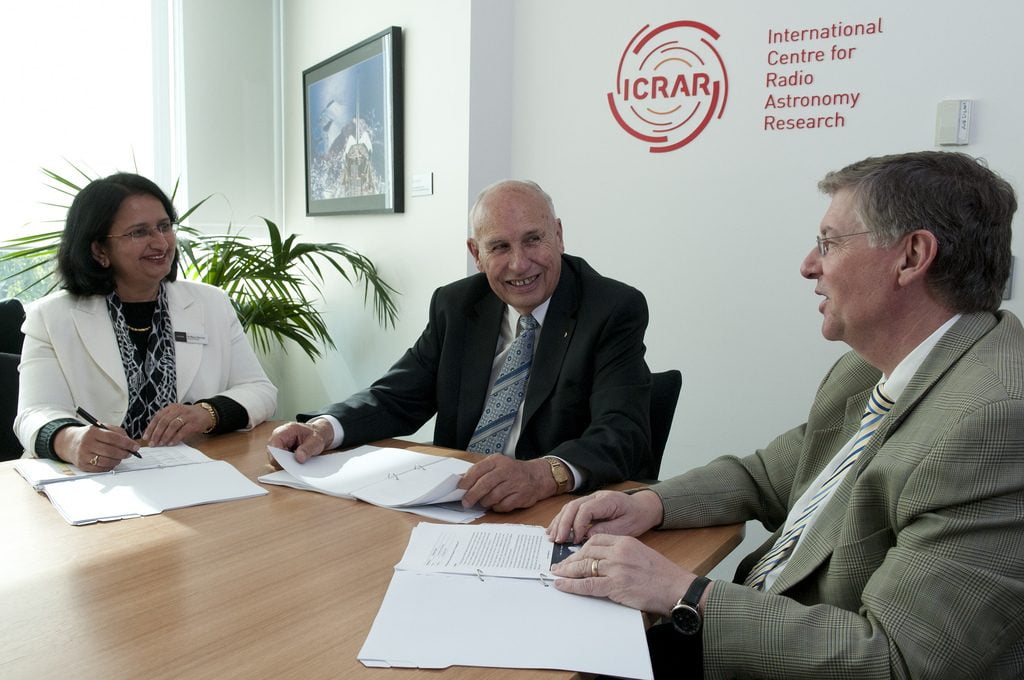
[{"x1": 608, "y1": 21, "x2": 729, "y2": 153}]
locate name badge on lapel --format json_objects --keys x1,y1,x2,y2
[{"x1": 174, "y1": 331, "x2": 208, "y2": 345}]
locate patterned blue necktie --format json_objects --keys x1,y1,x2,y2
[
  {"x1": 744, "y1": 382, "x2": 895, "y2": 591},
  {"x1": 466, "y1": 314, "x2": 539, "y2": 454}
]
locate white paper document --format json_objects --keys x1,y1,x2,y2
[
  {"x1": 358, "y1": 522, "x2": 654, "y2": 679},
  {"x1": 14, "y1": 443, "x2": 212, "y2": 489},
  {"x1": 43, "y1": 460, "x2": 266, "y2": 525},
  {"x1": 396, "y1": 522, "x2": 555, "y2": 579},
  {"x1": 261, "y1": 445, "x2": 485, "y2": 523},
  {"x1": 15, "y1": 444, "x2": 265, "y2": 525}
]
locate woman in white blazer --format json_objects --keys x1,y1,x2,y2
[{"x1": 15, "y1": 173, "x2": 277, "y2": 471}]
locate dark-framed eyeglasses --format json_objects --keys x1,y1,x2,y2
[
  {"x1": 104, "y1": 221, "x2": 178, "y2": 243},
  {"x1": 815, "y1": 230, "x2": 872, "y2": 256}
]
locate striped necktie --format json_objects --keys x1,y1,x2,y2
[
  {"x1": 466, "y1": 314, "x2": 539, "y2": 454},
  {"x1": 744, "y1": 383, "x2": 895, "y2": 591}
]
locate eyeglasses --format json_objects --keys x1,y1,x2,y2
[
  {"x1": 104, "y1": 221, "x2": 178, "y2": 243},
  {"x1": 815, "y1": 230, "x2": 872, "y2": 256}
]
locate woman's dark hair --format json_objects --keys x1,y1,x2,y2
[{"x1": 57, "y1": 173, "x2": 180, "y2": 296}]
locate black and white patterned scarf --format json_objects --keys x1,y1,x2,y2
[{"x1": 106, "y1": 284, "x2": 177, "y2": 438}]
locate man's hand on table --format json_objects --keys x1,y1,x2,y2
[
  {"x1": 267, "y1": 420, "x2": 334, "y2": 463},
  {"x1": 550, "y1": 534, "x2": 706, "y2": 616},
  {"x1": 547, "y1": 488, "x2": 665, "y2": 543},
  {"x1": 458, "y1": 456, "x2": 559, "y2": 512},
  {"x1": 546, "y1": 488, "x2": 711, "y2": 616}
]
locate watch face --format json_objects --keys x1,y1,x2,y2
[{"x1": 671, "y1": 604, "x2": 701, "y2": 635}]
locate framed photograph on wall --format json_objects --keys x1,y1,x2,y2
[{"x1": 303, "y1": 26, "x2": 403, "y2": 215}]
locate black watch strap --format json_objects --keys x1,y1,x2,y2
[
  {"x1": 671, "y1": 575, "x2": 711, "y2": 635},
  {"x1": 682, "y1": 575, "x2": 711, "y2": 609}
]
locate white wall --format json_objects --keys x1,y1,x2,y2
[
  {"x1": 269, "y1": 0, "x2": 1024, "y2": 579},
  {"x1": 180, "y1": 0, "x2": 281, "y2": 230},
  {"x1": 277, "y1": 0, "x2": 473, "y2": 435},
  {"x1": 496, "y1": 0, "x2": 1024, "y2": 577},
  {"x1": 505, "y1": 0, "x2": 1024, "y2": 473}
]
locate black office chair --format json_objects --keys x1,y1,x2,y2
[
  {"x1": 642, "y1": 369, "x2": 682, "y2": 481},
  {"x1": 1, "y1": 298, "x2": 26, "y2": 460}
]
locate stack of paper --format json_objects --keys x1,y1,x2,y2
[
  {"x1": 15, "y1": 445, "x2": 266, "y2": 525},
  {"x1": 15, "y1": 443, "x2": 212, "y2": 488},
  {"x1": 261, "y1": 445, "x2": 484, "y2": 523},
  {"x1": 358, "y1": 523, "x2": 654, "y2": 679}
]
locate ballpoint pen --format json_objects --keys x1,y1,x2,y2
[{"x1": 75, "y1": 406, "x2": 143, "y2": 458}]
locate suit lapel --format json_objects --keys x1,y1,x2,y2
[
  {"x1": 167, "y1": 283, "x2": 205, "y2": 401},
  {"x1": 790, "y1": 383, "x2": 872, "y2": 492},
  {"x1": 864, "y1": 312, "x2": 997, "y2": 453},
  {"x1": 522, "y1": 261, "x2": 578, "y2": 428},
  {"x1": 457, "y1": 292, "x2": 504, "y2": 442},
  {"x1": 770, "y1": 386, "x2": 872, "y2": 593},
  {"x1": 72, "y1": 296, "x2": 128, "y2": 394},
  {"x1": 771, "y1": 312, "x2": 997, "y2": 593}
]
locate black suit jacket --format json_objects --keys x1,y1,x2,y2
[{"x1": 301, "y1": 254, "x2": 652, "y2": 490}]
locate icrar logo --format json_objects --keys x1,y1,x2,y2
[{"x1": 608, "y1": 21, "x2": 728, "y2": 153}]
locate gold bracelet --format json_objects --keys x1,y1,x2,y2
[{"x1": 197, "y1": 402, "x2": 218, "y2": 434}]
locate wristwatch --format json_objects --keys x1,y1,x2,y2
[
  {"x1": 544, "y1": 457, "x2": 572, "y2": 494},
  {"x1": 671, "y1": 575, "x2": 711, "y2": 635}
]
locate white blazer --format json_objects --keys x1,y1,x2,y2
[{"x1": 15, "y1": 280, "x2": 278, "y2": 455}]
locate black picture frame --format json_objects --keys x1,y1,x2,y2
[{"x1": 302, "y1": 27, "x2": 403, "y2": 215}]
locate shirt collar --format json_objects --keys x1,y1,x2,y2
[
  {"x1": 502, "y1": 297, "x2": 551, "y2": 336},
  {"x1": 882, "y1": 313, "x2": 961, "y2": 400}
]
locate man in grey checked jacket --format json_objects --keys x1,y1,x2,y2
[{"x1": 549, "y1": 151, "x2": 1024, "y2": 679}]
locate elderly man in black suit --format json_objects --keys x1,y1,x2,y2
[{"x1": 270, "y1": 179, "x2": 652, "y2": 511}]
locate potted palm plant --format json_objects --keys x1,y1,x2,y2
[{"x1": 0, "y1": 164, "x2": 398, "y2": 360}]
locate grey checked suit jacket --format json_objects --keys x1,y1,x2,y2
[{"x1": 652, "y1": 311, "x2": 1024, "y2": 679}]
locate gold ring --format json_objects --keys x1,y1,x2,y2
[
  {"x1": 591, "y1": 559, "x2": 600, "y2": 578},
  {"x1": 174, "y1": 416, "x2": 185, "y2": 426},
  {"x1": 89, "y1": 455, "x2": 99, "y2": 466}
]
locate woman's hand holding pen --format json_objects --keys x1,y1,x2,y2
[{"x1": 53, "y1": 422, "x2": 140, "y2": 472}]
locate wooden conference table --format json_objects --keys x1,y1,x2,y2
[{"x1": 0, "y1": 422, "x2": 743, "y2": 680}]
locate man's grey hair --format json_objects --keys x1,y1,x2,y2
[
  {"x1": 469, "y1": 180, "x2": 557, "y2": 238},
  {"x1": 819, "y1": 151, "x2": 1016, "y2": 313}
]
